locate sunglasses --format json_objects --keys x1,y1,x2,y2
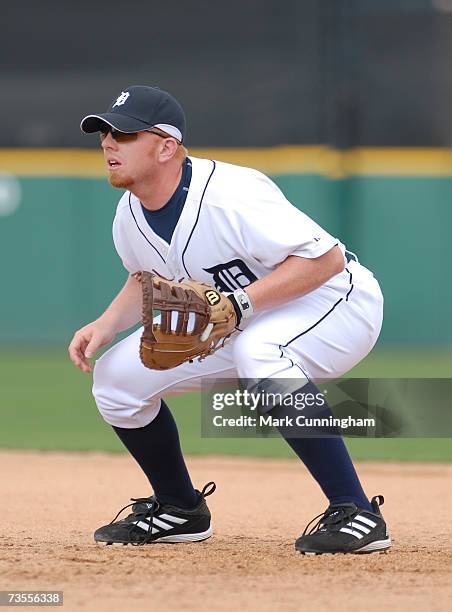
[{"x1": 99, "y1": 127, "x2": 179, "y2": 143}]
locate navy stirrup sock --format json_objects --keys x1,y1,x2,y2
[
  {"x1": 112, "y1": 400, "x2": 198, "y2": 509},
  {"x1": 277, "y1": 381, "x2": 372, "y2": 511}
]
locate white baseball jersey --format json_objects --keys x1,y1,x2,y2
[
  {"x1": 112, "y1": 156, "x2": 344, "y2": 292},
  {"x1": 93, "y1": 156, "x2": 383, "y2": 429}
]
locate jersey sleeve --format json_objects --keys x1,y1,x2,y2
[
  {"x1": 112, "y1": 203, "x2": 141, "y2": 274},
  {"x1": 230, "y1": 171, "x2": 338, "y2": 268}
]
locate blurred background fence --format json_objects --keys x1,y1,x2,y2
[
  {"x1": 1, "y1": 0, "x2": 452, "y2": 347},
  {"x1": 3, "y1": 0, "x2": 452, "y2": 148}
]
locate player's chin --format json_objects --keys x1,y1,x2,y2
[{"x1": 107, "y1": 171, "x2": 132, "y2": 189}]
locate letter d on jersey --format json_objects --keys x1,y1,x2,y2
[{"x1": 205, "y1": 290, "x2": 221, "y2": 306}]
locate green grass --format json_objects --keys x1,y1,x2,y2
[{"x1": 0, "y1": 348, "x2": 451, "y2": 461}]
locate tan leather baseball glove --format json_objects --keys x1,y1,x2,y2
[{"x1": 134, "y1": 272, "x2": 238, "y2": 370}]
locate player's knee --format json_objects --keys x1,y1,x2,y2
[
  {"x1": 92, "y1": 347, "x2": 131, "y2": 394},
  {"x1": 92, "y1": 352, "x2": 116, "y2": 410},
  {"x1": 92, "y1": 354, "x2": 160, "y2": 428}
]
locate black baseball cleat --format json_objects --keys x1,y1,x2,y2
[
  {"x1": 295, "y1": 495, "x2": 391, "y2": 555},
  {"x1": 94, "y1": 482, "x2": 216, "y2": 546}
]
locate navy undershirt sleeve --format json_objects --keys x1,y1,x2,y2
[{"x1": 141, "y1": 158, "x2": 192, "y2": 244}]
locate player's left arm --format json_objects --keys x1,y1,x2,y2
[{"x1": 245, "y1": 245, "x2": 345, "y2": 312}]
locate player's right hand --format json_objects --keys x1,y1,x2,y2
[{"x1": 68, "y1": 320, "x2": 116, "y2": 373}]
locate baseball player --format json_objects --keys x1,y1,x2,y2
[{"x1": 68, "y1": 85, "x2": 391, "y2": 554}]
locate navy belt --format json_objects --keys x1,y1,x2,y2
[{"x1": 345, "y1": 250, "x2": 358, "y2": 264}]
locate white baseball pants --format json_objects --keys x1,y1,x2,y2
[{"x1": 92, "y1": 261, "x2": 383, "y2": 428}]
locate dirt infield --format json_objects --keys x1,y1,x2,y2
[{"x1": 1, "y1": 451, "x2": 451, "y2": 611}]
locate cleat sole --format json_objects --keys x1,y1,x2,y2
[{"x1": 94, "y1": 526, "x2": 213, "y2": 546}]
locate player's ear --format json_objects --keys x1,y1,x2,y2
[{"x1": 159, "y1": 137, "x2": 179, "y2": 162}]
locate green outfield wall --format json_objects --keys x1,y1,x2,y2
[{"x1": 0, "y1": 148, "x2": 451, "y2": 346}]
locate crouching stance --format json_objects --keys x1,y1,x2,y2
[{"x1": 69, "y1": 85, "x2": 390, "y2": 554}]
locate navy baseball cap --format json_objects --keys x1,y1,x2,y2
[{"x1": 80, "y1": 85, "x2": 186, "y2": 142}]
